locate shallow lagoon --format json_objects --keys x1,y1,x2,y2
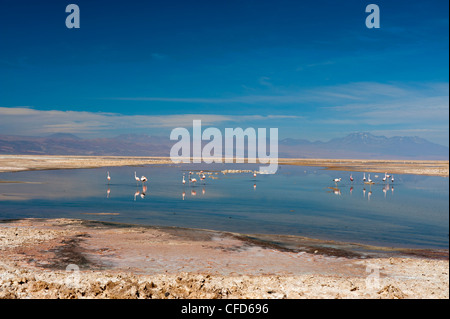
[{"x1": 0, "y1": 164, "x2": 448, "y2": 249}]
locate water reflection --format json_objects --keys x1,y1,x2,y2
[{"x1": 133, "y1": 185, "x2": 148, "y2": 200}]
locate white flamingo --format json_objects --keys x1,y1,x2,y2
[
  {"x1": 382, "y1": 172, "x2": 387, "y2": 182},
  {"x1": 182, "y1": 174, "x2": 186, "y2": 185},
  {"x1": 333, "y1": 178, "x2": 341, "y2": 186},
  {"x1": 134, "y1": 172, "x2": 140, "y2": 185},
  {"x1": 368, "y1": 174, "x2": 372, "y2": 183},
  {"x1": 363, "y1": 173, "x2": 366, "y2": 182},
  {"x1": 391, "y1": 174, "x2": 394, "y2": 183},
  {"x1": 140, "y1": 175, "x2": 148, "y2": 184},
  {"x1": 107, "y1": 171, "x2": 111, "y2": 184}
]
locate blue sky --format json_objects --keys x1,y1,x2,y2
[{"x1": 0, "y1": 0, "x2": 448, "y2": 146}]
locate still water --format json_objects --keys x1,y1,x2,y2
[{"x1": 0, "y1": 164, "x2": 448, "y2": 249}]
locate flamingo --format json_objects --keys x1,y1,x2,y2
[
  {"x1": 190, "y1": 175, "x2": 197, "y2": 185},
  {"x1": 107, "y1": 171, "x2": 111, "y2": 185},
  {"x1": 182, "y1": 174, "x2": 186, "y2": 185},
  {"x1": 350, "y1": 174, "x2": 354, "y2": 182},
  {"x1": 382, "y1": 172, "x2": 387, "y2": 182},
  {"x1": 253, "y1": 172, "x2": 257, "y2": 178},
  {"x1": 134, "y1": 172, "x2": 140, "y2": 185},
  {"x1": 391, "y1": 174, "x2": 394, "y2": 183},
  {"x1": 368, "y1": 174, "x2": 372, "y2": 183},
  {"x1": 363, "y1": 173, "x2": 366, "y2": 182},
  {"x1": 140, "y1": 175, "x2": 148, "y2": 184},
  {"x1": 333, "y1": 178, "x2": 341, "y2": 186}
]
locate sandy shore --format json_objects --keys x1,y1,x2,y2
[
  {"x1": 0, "y1": 218, "x2": 448, "y2": 299},
  {"x1": 0, "y1": 155, "x2": 173, "y2": 174},
  {"x1": 278, "y1": 158, "x2": 449, "y2": 177},
  {"x1": 0, "y1": 155, "x2": 448, "y2": 177}
]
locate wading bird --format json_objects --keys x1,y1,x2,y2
[
  {"x1": 107, "y1": 171, "x2": 111, "y2": 184},
  {"x1": 391, "y1": 174, "x2": 394, "y2": 183},
  {"x1": 140, "y1": 175, "x2": 148, "y2": 184},
  {"x1": 363, "y1": 173, "x2": 366, "y2": 182},
  {"x1": 333, "y1": 178, "x2": 341, "y2": 186},
  {"x1": 134, "y1": 172, "x2": 140, "y2": 185},
  {"x1": 350, "y1": 174, "x2": 354, "y2": 182},
  {"x1": 182, "y1": 174, "x2": 186, "y2": 185}
]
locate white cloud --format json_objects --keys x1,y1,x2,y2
[{"x1": 0, "y1": 107, "x2": 300, "y2": 137}]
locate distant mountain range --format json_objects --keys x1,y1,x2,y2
[
  {"x1": 0, "y1": 132, "x2": 448, "y2": 160},
  {"x1": 278, "y1": 132, "x2": 449, "y2": 160}
]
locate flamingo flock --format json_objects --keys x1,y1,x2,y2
[
  {"x1": 328, "y1": 171, "x2": 396, "y2": 199},
  {"x1": 330, "y1": 172, "x2": 395, "y2": 186},
  {"x1": 104, "y1": 167, "x2": 397, "y2": 203}
]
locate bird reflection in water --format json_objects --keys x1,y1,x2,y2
[
  {"x1": 327, "y1": 187, "x2": 341, "y2": 196},
  {"x1": 141, "y1": 185, "x2": 147, "y2": 199},
  {"x1": 134, "y1": 189, "x2": 140, "y2": 201}
]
